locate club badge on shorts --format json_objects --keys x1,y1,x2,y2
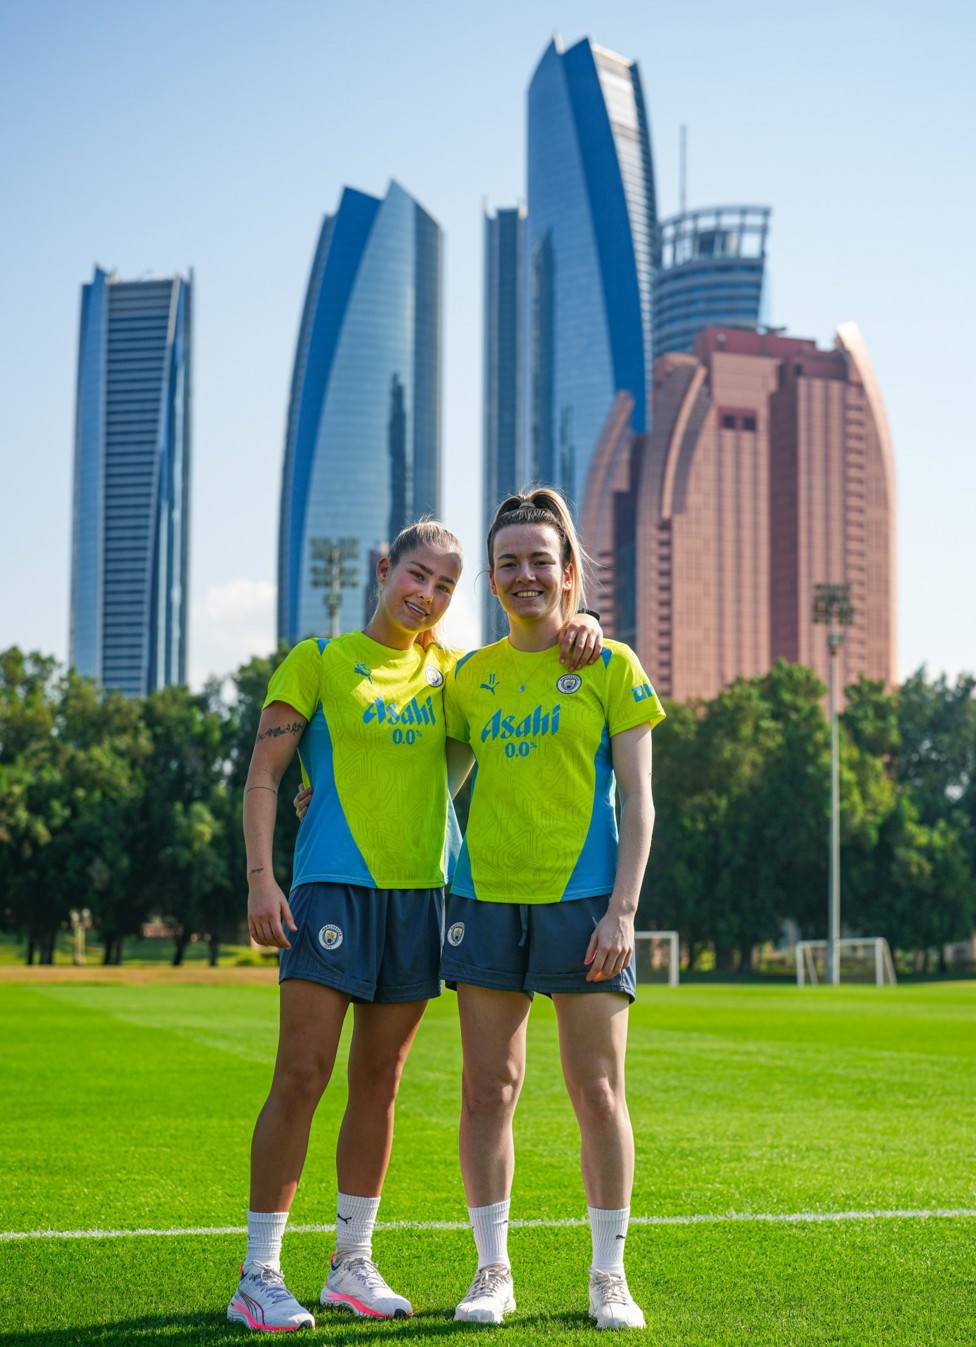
[
  {"x1": 447, "y1": 922, "x2": 465, "y2": 947},
  {"x1": 556, "y1": 673, "x2": 582, "y2": 694},
  {"x1": 318, "y1": 924, "x2": 343, "y2": 951}
]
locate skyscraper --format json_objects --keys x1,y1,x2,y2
[
  {"x1": 483, "y1": 204, "x2": 525, "y2": 642},
  {"x1": 583, "y1": 325, "x2": 896, "y2": 702},
  {"x1": 69, "y1": 267, "x2": 192, "y2": 697},
  {"x1": 652, "y1": 205, "x2": 771, "y2": 362},
  {"x1": 278, "y1": 182, "x2": 442, "y2": 644},
  {"x1": 525, "y1": 36, "x2": 657, "y2": 505}
]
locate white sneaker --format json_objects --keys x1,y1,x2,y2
[
  {"x1": 454, "y1": 1262, "x2": 516, "y2": 1324},
  {"x1": 227, "y1": 1262, "x2": 315, "y2": 1332},
  {"x1": 588, "y1": 1269, "x2": 646, "y2": 1330},
  {"x1": 321, "y1": 1253, "x2": 413, "y2": 1318}
]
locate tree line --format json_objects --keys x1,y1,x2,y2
[
  {"x1": 0, "y1": 645, "x2": 300, "y2": 965},
  {"x1": 642, "y1": 661, "x2": 976, "y2": 971},
  {"x1": 1, "y1": 647, "x2": 973, "y2": 969}
]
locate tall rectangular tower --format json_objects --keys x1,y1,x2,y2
[
  {"x1": 483, "y1": 204, "x2": 525, "y2": 643},
  {"x1": 69, "y1": 267, "x2": 192, "y2": 697}
]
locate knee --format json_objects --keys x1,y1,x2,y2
[
  {"x1": 271, "y1": 1056, "x2": 331, "y2": 1112},
  {"x1": 569, "y1": 1076, "x2": 622, "y2": 1128},
  {"x1": 462, "y1": 1067, "x2": 522, "y2": 1120},
  {"x1": 348, "y1": 1055, "x2": 406, "y2": 1110}
]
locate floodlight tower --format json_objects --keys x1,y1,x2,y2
[
  {"x1": 310, "y1": 536, "x2": 360, "y2": 638},
  {"x1": 812, "y1": 583, "x2": 854, "y2": 984}
]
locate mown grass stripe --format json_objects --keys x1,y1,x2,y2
[{"x1": 3, "y1": 1207, "x2": 974, "y2": 1242}]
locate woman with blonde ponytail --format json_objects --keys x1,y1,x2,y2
[
  {"x1": 442, "y1": 486, "x2": 665, "y2": 1332},
  {"x1": 228, "y1": 515, "x2": 603, "y2": 1333}
]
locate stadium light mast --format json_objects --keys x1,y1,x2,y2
[
  {"x1": 812, "y1": 583, "x2": 854, "y2": 985},
  {"x1": 310, "y1": 536, "x2": 360, "y2": 638}
]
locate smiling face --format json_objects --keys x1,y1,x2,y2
[
  {"x1": 489, "y1": 522, "x2": 573, "y2": 629},
  {"x1": 369, "y1": 545, "x2": 462, "y2": 648}
]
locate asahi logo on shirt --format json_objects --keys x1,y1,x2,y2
[
  {"x1": 363, "y1": 695, "x2": 436, "y2": 727},
  {"x1": 480, "y1": 704, "x2": 561, "y2": 743}
]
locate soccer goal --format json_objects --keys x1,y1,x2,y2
[
  {"x1": 634, "y1": 930, "x2": 680, "y2": 987},
  {"x1": 795, "y1": 937, "x2": 897, "y2": 987}
]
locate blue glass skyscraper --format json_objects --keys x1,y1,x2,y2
[
  {"x1": 278, "y1": 181, "x2": 442, "y2": 644},
  {"x1": 652, "y1": 205, "x2": 770, "y2": 361},
  {"x1": 69, "y1": 268, "x2": 192, "y2": 697},
  {"x1": 483, "y1": 204, "x2": 525, "y2": 642},
  {"x1": 526, "y1": 36, "x2": 657, "y2": 504}
]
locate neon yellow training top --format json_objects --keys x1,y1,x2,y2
[
  {"x1": 444, "y1": 638, "x2": 664, "y2": 904},
  {"x1": 264, "y1": 634, "x2": 458, "y2": 890}
]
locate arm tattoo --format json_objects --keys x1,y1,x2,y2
[
  {"x1": 256, "y1": 721, "x2": 305, "y2": 743},
  {"x1": 245, "y1": 785, "x2": 278, "y2": 796},
  {"x1": 248, "y1": 866, "x2": 265, "y2": 875}
]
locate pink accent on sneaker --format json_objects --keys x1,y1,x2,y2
[
  {"x1": 322, "y1": 1290, "x2": 388, "y2": 1319},
  {"x1": 228, "y1": 1292, "x2": 300, "y2": 1332}
]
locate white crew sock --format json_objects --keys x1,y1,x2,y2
[
  {"x1": 469, "y1": 1199, "x2": 511, "y2": 1270},
  {"x1": 334, "y1": 1192, "x2": 381, "y2": 1261},
  {"x1": 244, "y1": 1209, "x2": 289, "y2": 1272},
  {"x1": 589, "y1": 1205, "x2": 629, "y2": 1274}
]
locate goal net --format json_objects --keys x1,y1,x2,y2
[
  {"x1": 795, "y1": 937, "x2": 897, "y2": 986},
  {"x1": 634, "y1": 930, "x2": 680, "y2": 987}
]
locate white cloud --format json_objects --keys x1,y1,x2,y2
[{"x1": 188, "y1": 579, "x2": 276, "y2": 690}]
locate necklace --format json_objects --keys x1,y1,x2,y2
[{"x1": 505, "y1": 640, "x2": 543, "y2": 695}]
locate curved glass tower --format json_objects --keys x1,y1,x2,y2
[
  {"x1": 526, "y1": 36, "x2": 657, "y2": 506},
  {"x1": 278, "y1": 181, "x2": 442, "y2": 644},
  {"x1": 652, "y1": 206, "x2": 770, "y2": 361},
  {"x1": 70, "y1": 267, "x2": 192, "y2": 696}
]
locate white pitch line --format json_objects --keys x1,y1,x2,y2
[{"x1": 2, "y1": 1208, "x2": 974, "y2": 1243}]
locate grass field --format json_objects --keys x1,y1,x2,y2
[{"x1": 1, "y1": 973, "x2": 973, "y2": 1345}]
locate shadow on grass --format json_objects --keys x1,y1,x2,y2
[{"x1": 0, "y1": 1306, "x2": 593, "y2": 1345}]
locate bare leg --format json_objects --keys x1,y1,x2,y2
[
  {"x1": 456, "y1": 985, "x2": 531, "y2": 1206},
  {"x1": 335, "y1": 999, "x2": 429, "y2": 1195},
  {"x1": 249, "y1": 979, "x2": 350, "y2": 1212},
  {"x1": 552, "y1": 992, "x2": 633, "y2": 1207}
]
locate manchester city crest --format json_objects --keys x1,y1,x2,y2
[
  {"x1": 318, "y1": 924, "x2": 343, "y2": 951},
  {"x1": 447, "y1": 922, "x2": 465, "y2": 947},
  {"x1": 425, "y1": 666, "x2": 445, "y2": 688},
  {"x1": 556, "y1": 673, "x2": 583, "y2": 694}
]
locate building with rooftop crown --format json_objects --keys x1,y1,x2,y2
[{"x1": 652, "y1": 205, "x2": 770, "y2": 362}]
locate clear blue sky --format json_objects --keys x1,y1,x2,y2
[{"x1": 1, "y1": 0, "x2": 973, "y2": 689}]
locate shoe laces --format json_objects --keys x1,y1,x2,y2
[
  {"x1": 247, "y1": 1263, "x2": 295, "y2": 1305},
  {"x1": 467, "y1": 1262, "x2": 512, "y2": 1298},
  {"x1": 337, "y1": 1256, "x2": 389, "y2": 1292},
  {"x1": 590, "y1": 1269, "x2": 631, "y2": 1307}
]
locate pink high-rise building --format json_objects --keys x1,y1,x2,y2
[{"x1": 581, "y1": 324, "x2": 896, "y2": 702}]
